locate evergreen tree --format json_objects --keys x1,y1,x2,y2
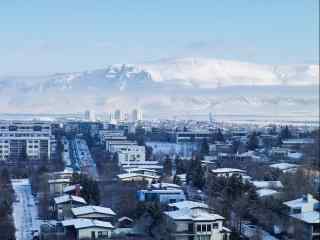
[
  {"x1": 216, "y1": 128, "x2": 225, "y2": 142},
  {"x1": 175, "y1": 156, "x2": 185, "y2": 174},
  {"x1": 280, "y1": 125, "x2": 291, "y2": 139},
  {"x1": 163, "y1": 155, "x2": 173, "y2": 176},
  {"x1": 247, "y1": 131, "x2": 259, "y2": 150},
  {"x1": 200, "y1": 138, "x2": 210, "y2": 156}
]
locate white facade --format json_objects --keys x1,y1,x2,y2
[
  {"x1": 0, "y1": 121, "x2": 53, "y2": 162},
  {"x1": 132, "y1": 109, "x2": 143, "y2": 121},
  {"x1": 115, "y1": 145, "x2": 146, "y2": 165}
]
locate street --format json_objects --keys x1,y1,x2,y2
[{"x1": 12, "y1": 179, "x2": 41, "y2": 240}]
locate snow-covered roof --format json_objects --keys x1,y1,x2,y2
[
  {"x1": 151, "y1": 182, "x2": 182, "y2": 189},
  {"x1": 252, "y1": 181, "x2": 283, "y2": 189},
  {"x1": 257, "y1": 188, "x2": 279, "y2": 197},
  {"x1": 212, "y1": 168, "x2": 246, "y2": 174},
  {"x1": 283, "y1": 194, "x2": 319, "y2": 209},
  {"x1": 54, "y1": 195, "x2": 87, "y2": 205},
  {"x1": 62, "y1": 218, "x2": 114, "y2": 229},
  {"x1": 117, "y1": 173, "x2": 159, "y2": 180},
  {"x1": 63, "y1": 184, "x2": 83, "y2": 193},
  {"x1": 269, "y1": 163, "x2": 299, "y2": 171},
  {"x1": 288, "y1": 152, "x2": 303, "y2": 159},
  {"x1": 48, "y1": 178, "x2": 71, "y2": 184},
  {"x1": 283, "y1": 139, "x2": 314, "y2": 144},
  {"x1": 139, "y1": 189, "x2": 184, "y2": 194},
  {"x1": 72, "y1": 205, "x2": 116, "y2": 217},
  {"x1": 124, "y1": 168, "x2": 157, "y2": 173},
  {"x1": 164, "y1": 208, "x2": 224, "y2": 221},
  {"x1": 168, "y1": 200, "x2": 208, "y2": 210},
  {"x1": 290, "y1": 211, "x2": 320, "y2": 224}
]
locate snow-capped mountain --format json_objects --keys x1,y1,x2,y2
[{"x1": 0, "y1": 57, "x2": 318, "y2": 118}]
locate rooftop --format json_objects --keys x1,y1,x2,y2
[
  {"x1": 168, "y1": 200, "x2": 208, "y2": 210},
  {"x1": 212, "y1": 168, "x2": 246, "y2": 174},
  {"x1": 283, "y1": 194, "x2": 319, "y2": 209},
  {"x1": 164, "y1": 208, "x2": 224, "y2": 221},
  {"x1": 290, "y1": 211, "x2": 320, "y2": 224},
  {"x1": 62, "y1": 218, "x2": 114, "y2": 229},
  {"x1": 72, "y1": 205, "x2": 116, "y2": 216},
  {"x1": 54, "y1": 195, "x2": 87, "y2": 205}
]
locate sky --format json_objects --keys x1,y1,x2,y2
[{"x1": 0, "y1": 0, "x2": 318, "y2": 75}]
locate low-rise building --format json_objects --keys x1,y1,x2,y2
[
  {"x1": 211, "y1": 168, "x2": 247, "y2": 178},
  {"x1": 137, "y1": 189, "x2": 185, "y2": 204},
  {"x1": 283, "y1": 194, "x2": 320, "y2": 240},
  {"x1": 53, "y1": 195, "x2": 87, "y2": 220},
  {"x1": 71, "y1": 205, "x2": 116, "y2": 223},
  {"x1": 49, "y1": 178, "x2": 71, "y2": 196},
  {"x1": 164, "y1": 201, "x2": 230, "y2": 240},
  {"x1": 62, "y1": 218, "x2": 114, "y2": 239}
]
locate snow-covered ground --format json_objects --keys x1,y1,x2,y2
[{"x1": 12, "y1": 179, "x2": 42, "y2": 240}]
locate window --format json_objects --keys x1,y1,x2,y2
[
  {"x1": 197, "y1": 224, "x2": 201, "y2": 232},
  {"x1": 201, "y1": 224, "x2": 206, "y2": 232},
  {"x1": 212, "y1": 223, "x2": 219, "y2": 229},
  {"x1": 292, "y1": 208, "x2": 301, "y2": 214},
  {"x1": 207, "y1": 224, "x2": 211, "y2": 232}
]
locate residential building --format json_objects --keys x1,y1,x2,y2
[
  {"x1": 164, "y1": 201, "x2": 231, "y2": 240},
  {"x1": 53, "y1": 195, "x2": 87, "y2": 220},
  {"x1": 71, "y1": 205, "x2": 116, "y2": 223},
  {"x1": 0, "y1": 121, "x2": 53, "y2": 162},
  {"x1": 211, "y1": 168, "x2": 247, "y2": 178},
  {"x1": 62, "y1": 218, "x2": 114, "y2": 239},
  {"x1": 137, "y1": 189, "x2": 186, "y2": 204},
  {"x1": 283, "y1": 194, "x2": 320, "y2": 240}
]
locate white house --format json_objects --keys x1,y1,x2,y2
[
  {"x1": 53, "y1": 195, "x2": 87, "y2": 220},
  {"x1": 164, "y1": 201, "x2": 230, "y2": 240},
  {"x1": 71, "y1": 205, "x2": 116, "y2": 223},
  {"x1": 211, "y1": 168, "x2": 247, "y2": 178},
  {"x1": 283, "y1": 194, "x2": 320, "y2": 240},
  {"x1": 137, "y1": 189, "x2": 186, "y2": 204},
  {"x1": 49, "y1": 178, "x2": 71, "y2": 196},
  {"x1": 62, "y1": 218, "x2": 114, "y2": 240}
]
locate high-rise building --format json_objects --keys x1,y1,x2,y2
[
  {"x1": 132, "y1": 109, "x2": 143, "y2": 122},
  {"x1": 0, "y1": 121, "x2": 54, "y2": 163},
  {"x1": 84, "y1": 110, "x2": 95, "y2": 121},
  {"x1": 114, "y1": 109, "x2": 122, "y2": 122}
]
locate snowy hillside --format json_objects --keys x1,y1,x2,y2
[{"x1": 0, "y1": 57, "x2": 318, "y2": 117}]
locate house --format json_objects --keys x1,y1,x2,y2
[
  {"x1": 164, "y1": 201, "x2": 230, "y2": 240},
  {"x1": 49, "y1": 178, "x2": 71, "y2": 196},
  {"x1": 137, "y1": 189, "x2": 186, "y2": 204},
  {"x1": 176, "y1": 174, "x2": 187, "y2": 185},
  {"x1": 121, "y1": 161, "x2": 163, "y2": 173},
  {"x1": 53, "y1": 195, "x2": 87, "y2": 220},
  {"x1": 117, "y1": 172, "x2": 159, "y2": 184},
  {"x1": 123, "y1": 168, "x2": 158, "y2": 177},
  {"x1": 211, "y1": 168, "x2": 247, "y2": 178},
  {"x1": 71, "y1": 205, "x2": 116, "y2": 223},
  {"x1": 62, "y1": 218, "x2": 114, "y2": 240},
  {"x1": 151, "y1": 182, "x2": 182, "y2": 190},
  {"x1": 283, "y1": 194, "x2": 320, "y2": 240}
]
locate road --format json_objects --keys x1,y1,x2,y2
[
  {"x1": 12, "y1": 179, "x2": 41, "y2": 240},
  {"x1": 70, "y1": 137, "x2": 99, "y2": 180}
]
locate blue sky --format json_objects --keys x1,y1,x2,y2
[{"x1": 0, "y1": 0, "x2": 318, "y2": 75}]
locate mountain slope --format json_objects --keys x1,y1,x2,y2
[{"x1": 0, "y1": 57, "x2": 318, "y2": 117}]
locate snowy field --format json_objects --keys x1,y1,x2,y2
[{"x1": 12, "y1": 179, "x2": 41, "y2": 240}]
